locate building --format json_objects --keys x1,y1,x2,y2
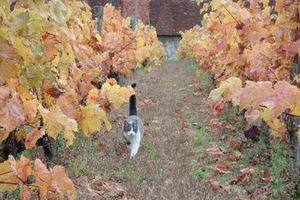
[
  {"x1": 87, "y1": 0, "x2": 202, "y2": 58},
  {"x1": 88, "y1": 0, "x2": 201, "y2": 36}
]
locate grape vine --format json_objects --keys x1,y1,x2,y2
[
  {"x1": 0, "y1": 0, "x2": 164, "y2": 198},
  {"x1": 178, "y1": 0, "x2": 299, "y2": 139}
]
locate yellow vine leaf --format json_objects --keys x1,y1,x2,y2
[
  {"x1": 0, "y1": 86, "x2": 26, "y2": 132},
  {"x1": 51, "y1": 166, "x2": 76, "y2": 200},
  {"x1": 8, "y1": 155, "x2": 32, "y2": 183},
  {"x1": 12, "y1": 37, "x2": 35, "y2": 64},
  {"x1": 291, "y1": 105, "x2": 300, "y2": 117},
  {"x1": 25, "y1": 129, "x2": 45, "y2": 150},
  {"x1": 0, "y1": 129, "x2": 10, "y2": 142},
  {"x1": 22, "y1": 99, "x2": 39, "y2": 123},
  {"x1": 0, "y1": 160, "x2": 19, "y2": 191},
  {"x1": 99, "y1": 108, "x2": 112, "y2": 132},
  {"x1": 102, "y1": 81, "x2": 135, "y2": 109},
  {"x1": 43, "y1": 93, "x2": 56, "y2": 108},
  {"x1": 49, "y1": 0, "x2": 70, "y2": 24},
  {"x1": 80, "y1": 104, "x2": 111, "y2": 137},
  {"x1": 34, "y1": 159, "x2": 76, "y2": 200},
  {"x1": 4, "y1": 155, "x2": 76, "y2": 200},
  {"x1": 266, "y1": 119, "x2": 287, "y2": 140},
  {"x1": 33, "y1": 159, "x2": 52, "y2": 199},
  {"x1": 211, "y1": 0, "x2": 224, "y2": 10},
  {"x1": 0, "y1": 40, "x2": 21, "y2": 80},
  {"x1": 209, "y1": 77, "x2": 242, "y2": 106},
  {"x1": 16, "y1": 129, "x2": 27, "y2": 142},
  {"x1": 39, "y1": 106, "x2": 77, "y2": 147},
  {"x1": 57, "y1": 91, "x2": 81, "y2": 120},
  {"x1": 87, "y1": 88, "x2": 100, "y2": 104}
]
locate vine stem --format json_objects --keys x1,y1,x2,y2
[
  {"x1": 282, "y1": 111, "x2": 300, "y2": 118},
  {"x1": 0, "y1": 171, "x2": 12, "y2": 176},
  {"x1": 0, "y1": 181, "x2": 19, "y2": 185},
  {"x1": 220, "y1": 3, "x2": 242, "y2": 26}
]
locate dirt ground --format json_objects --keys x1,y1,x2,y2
[
  {"x1": 67, "y1": 60, "x2": 222, "y2": 199},
  {"x1": 65, "y1": 60, "x2": 297, "y2": 200}
]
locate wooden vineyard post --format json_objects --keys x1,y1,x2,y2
[
  {"x1": 134, "y1": 0, "x2": 138, "y2": 30},
  {"x1": 289, "y1": 55, "x2": 300, "y2": 171},
  {"x1": 97, "y1": 6, "x2": 104, "y2": 33},
  {"x1": 289, "y1": 3, "x2": 300, "y2": 171},
  {"x1": 108, "y1": 0, "x2": 115, "y2": 5}
]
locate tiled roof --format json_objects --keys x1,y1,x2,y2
[
  {"x1": 87, "y1": 0, "x2": 202, "y2": 36},
  {"x1": 149, "y1": 0, "x2": 201, "y2": 36}
]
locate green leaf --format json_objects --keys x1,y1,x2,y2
[
  {"x1": 49, "y1": 0, "x2": 69, "y2": 24},
  {"x1": 9, "y1": 8, "x2": 30, "y2": 34},
  {"x1": 23, "y1": 63, "x2": 44, "y2": 88},
  {"x1": 0, "y1": 0, "x2": 11, "y2": 16}
]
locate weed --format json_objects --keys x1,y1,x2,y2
[
  {"x1": 179, "y1": 77, "x2": 189, "y2": 86},
  {"x1": 270, "y1": 139, "x2": 291, "y2": 193},
  {"x1": 184, "y1": 60, "x2": 214, "y2": 94},
  {"x1": 135, "y1": 67, "x2": 145, "y2": 80},
  {"x1": 67, "y1": 133, "x2": 100, "y2": 178},
  {"x1": 140, "y1": 142, "x2": 159, "y2": 160},
  {"x1": 176, "y1": 90, "x2": 188, "y2": 100},
  {"x1": 194, "y1": 169, "x2": 209, "y2": 180},
  {"x1": 194, "y1": 127, "x2": 212, "y2": 155},
  {"x1": 114, "y1": 163, "x2": 141, "y2": 182},
  {"x1": 184, "y1": 59, "x2": 198, "y2": 72},
  {"x1": 219, "y1": 111, "x2": 238, "y2": 121}
]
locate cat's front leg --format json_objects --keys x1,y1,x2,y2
[{"x1": 129, "y1": 138, "x2": 141, "y2": 158}]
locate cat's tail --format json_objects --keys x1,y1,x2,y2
[{"x1": 129, "y1": 83, "x2": 137, "y2": 116}]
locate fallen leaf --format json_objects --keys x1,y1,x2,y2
[
  {"x1": 228, "y1": 136, "x2": 236, "y2": 149},
  {"x1": 213, "y1": 100, "x2": 224, "y2": 116},
  {"x1": 236, "y1": 141, "x2": 246, "y2": 151},
  {"x1": 99, "y1": 181, "x2": 124, "y2": 197},
  {"x1": 183, "y1": 96, "x2": 189, "y2": 102},
  {"x1": 263, "y1": 169, "x2": 270, "y2": 176},
  {"x1": 209, "y1": 176, "x2": 224, "y2": 193},
  {"x1": 225, "y1": 124, "x2": 235, "y2": 131},
  {"x1": 230, "y1": 174, "x2": 249, "y2": 185},
  {"x1": 209, "y1": 118, "x2": 222, "y2": 126},
  {"x1": 181, "y1": 119, "x2": 189, "y2": 129},
  {"x1": 141, "y1": 97, "x2": 153, "y2": 105},
  {"x1": 260, "y1": 177, "x2": 272, "y2": 183},
  {"x1": 240, "y1": 167, "x2": 257, "y2": 175},
  {"x1": 251, "y1": 156, "x2": 258, "y2": 166},
  {"x1": 227, "y1": 151, "x2": 243, "y2": 161},
  {"x1": 208, "y1": 164, "x2": 231, "y2": 174},
  {"x1": 206, "y1": 147, "x2": 224, "y2": 156}
]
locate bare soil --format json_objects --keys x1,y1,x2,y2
[
  {"x1": 67, "y1": 60, "x2": 297, "y2": 200},
  {"x1": 71, "y1": 60, "x2": 221, "y2": 199}
]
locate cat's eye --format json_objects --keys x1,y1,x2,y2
[
  {"x1": 124, "y1": 121, "x2": 131, "y2": 131},
  {"x1": 132, "y1": 121, "x2": 138, "y2": 132}
]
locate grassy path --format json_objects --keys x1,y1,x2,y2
[{"x1": 65, "y1": 60, "x2": 219, "y2": 199}]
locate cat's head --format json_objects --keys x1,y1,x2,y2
[{"x1": 123, "y1": 120, "x2": 138, "y2": 136}]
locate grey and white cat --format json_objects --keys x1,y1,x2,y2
[{"x1": 123, "y1": 84, "x2": 144, "y2": 158}]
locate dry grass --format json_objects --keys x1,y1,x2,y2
[{"x1": 64, "y1": 60, "x2": 222, "y2": 199}]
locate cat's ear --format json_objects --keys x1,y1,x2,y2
[
  {"x1": 133, "y1": 120, "x2": 138, "y2": 127},
  {"x1": 124, "y1": 121, "x2": 129, "y2": 127}
]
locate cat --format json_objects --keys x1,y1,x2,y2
[{"x1": 122, "y1": 83, "x2": 144, "y2": 158}]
